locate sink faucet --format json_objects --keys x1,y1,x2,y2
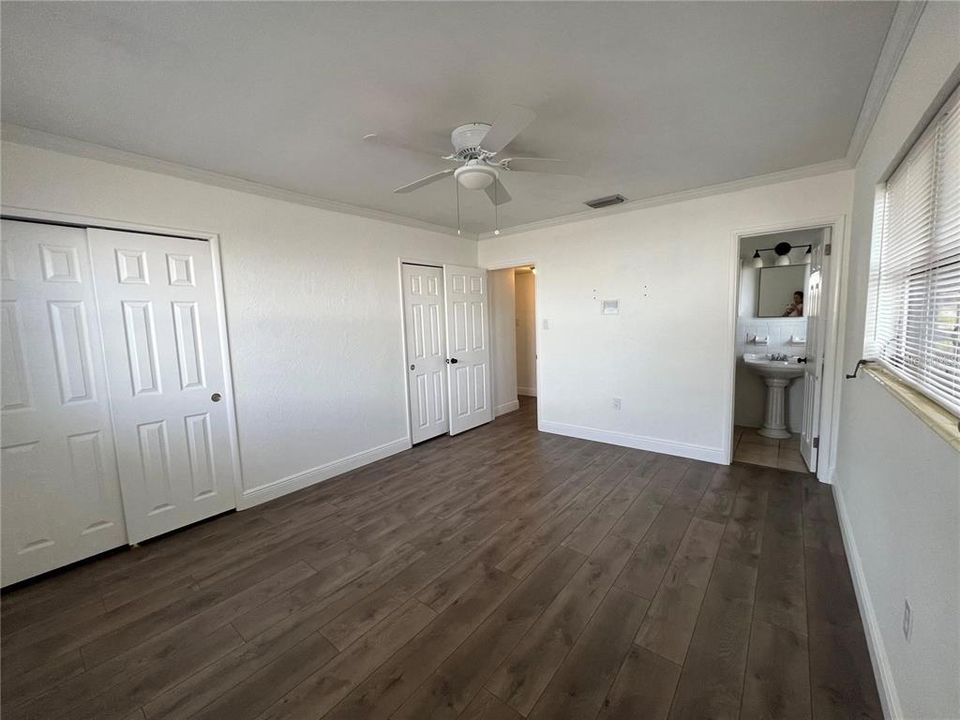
[{"x1": 770, "y1": 353, "x2": 789, "y2": 361}]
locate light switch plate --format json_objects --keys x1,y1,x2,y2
[{"x1": 602, "y1": 299, "x2": 620, "y2": 315}]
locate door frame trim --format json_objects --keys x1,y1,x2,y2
[
  {"x1": 726, "y1": 214, "x2": 849, "y2": 483},
  {"x1": 1, "y1": 205, "x2": 245, "y2": 509}
]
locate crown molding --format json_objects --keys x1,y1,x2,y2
[
  {"x1": 2, "y1": 123, "x2": 852, "y2": 244},
  {"x1": 476, "y1": 157, "x2": 852, "y2": 240},
  {"x1": 845, "y1": 1, "x2": 926, "y2": 166},
  {"x1": 1, "y1": 123, "x2": 476, "y2": 240}
]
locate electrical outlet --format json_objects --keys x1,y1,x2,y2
[
  {"x1": 902, "y1": 599, "x2": 912, "y2": 642},
  {"x1": 542, "y1": 318, "x2": 550, "y2": 330},
  {"x1": 612, "y1": 397, "x2": 621, "y2": 410}
]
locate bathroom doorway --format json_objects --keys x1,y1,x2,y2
[
  {"x1": 514, "y1": 266, "x2": 537, "y2": 400},
  {"x1": 730, "y1": 225, "x2": 837, "y2": 475}
]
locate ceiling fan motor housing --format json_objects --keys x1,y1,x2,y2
[{"x1": 451, "y1": 123, "x2": 492, "y2": 154}]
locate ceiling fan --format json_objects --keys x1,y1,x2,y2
[{"x1": 363, "y1": 105, "x2": 569, "y2": 208}]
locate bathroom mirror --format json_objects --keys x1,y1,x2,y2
[{"x1": 757, "y1": 265, "x2": 806, "y2": 317}]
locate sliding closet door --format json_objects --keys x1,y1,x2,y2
[
  {"x1": 1, "y1": 220, "x2": 127, "y2": 586},
  {"x1": 88, "y1": 229, "x2": 236, "y2": 542}
]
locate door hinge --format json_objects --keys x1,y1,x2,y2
[
  {"x1": 825, "y1": 243, "x2": 832, "y2": 256},
  {"x1": 812, "y1": 436, "x2": 820, "y2": 449}
]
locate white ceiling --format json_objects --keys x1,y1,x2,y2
[{"x1": 1, "y1": 2, "x2": 896, "y2": 234}]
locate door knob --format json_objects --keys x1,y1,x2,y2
[
  {"x1": 211, "y1": 392, "x2": 222, "y2": 402},
  {"x1": 410, "y1": 364, "x2": 415, "y2": 371},
  {"x1": 797, "y1": 357, "x2": 808, "y2": 364},
  {"x1": 446, "y1": 358, "x2": 459, "y2": 364}
]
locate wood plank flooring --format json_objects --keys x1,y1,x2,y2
[{"x1": 1, "y1": 397, "x2": 882, "y2": 719}]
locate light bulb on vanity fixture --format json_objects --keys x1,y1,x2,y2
[{"x1": 774, "y1": 241, "x2": 792, "y2": 266}]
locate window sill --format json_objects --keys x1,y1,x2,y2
[{"x1": 863, "y1": 366, "x2": 960, "y2": 452}]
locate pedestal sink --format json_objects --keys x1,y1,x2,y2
[{"x1": 743, "y1": 353, "x2": 804, "y2": 439}]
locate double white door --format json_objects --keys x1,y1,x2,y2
[
  {"x1": 402, "y1": 263, "x2": 493, "y2": 443},
  {"x1": 1, "y1": 220, "x2": 237, "y2": 585}
]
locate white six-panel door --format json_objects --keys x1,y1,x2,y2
[
  {"x1": 800, "y1": 232, "x2": 828, "y2": 472},
  {"x1": 402, "y1": 264, "x2": 449, "y2": 443},
  {"x1": 443, "y1": 264, "x2": 493, "y2": 435},
  {"x1": 88, "y1": 229, "x2": 236, "y2": 543},
  {"x1": 1, "y1": 220, "x2": 127, "y2": 585}
]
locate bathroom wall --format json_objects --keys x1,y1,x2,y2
[{"x1": 734, "y1": 229, "x2": 818, "y2": 431}]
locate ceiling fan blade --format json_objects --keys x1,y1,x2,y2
[
  {"x1": 484, "y1": 178, "x2": 512, "y2": 206},
  {"x1": 393, "y1": 168, "x2": 455, "y2": 194},
  {"x1": 480, "y1": 105, "x2": 536, "y2": 154},
  {"x1": 364, "y1": 133, "x2": 453, "y2": 160},
  {"x1": 502, "y1": 157, "x2": 575, "y2": 174}
]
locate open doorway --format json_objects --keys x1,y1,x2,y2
[
  {"x1": 514, "y1": 266, "x2": 537, "y2": 399},
  {"x1": 731, "y1": 227, "x2": 831, "y2": 474},
  {"x1": 489, "y1": 264, "x2": 538, "y2": 421}
]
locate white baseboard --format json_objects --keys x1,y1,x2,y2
[
  {"x1": 495, "y1": 399, "x2": 520, "y2": 417},
  {"x1": 238, "y1": 437, "x2": 412, "y2": 509},
  {"x1": 518, "y1": 387, "x2": 537, "y2": 397},
  {"x1": 538, "y1": 420, "x2": 725, "y2": 464},
  {"x1": 833, "y1": 484, "x2": 902, "y2": 720}
]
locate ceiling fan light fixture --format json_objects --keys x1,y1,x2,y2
[{"x1": 454, "y1": 164, "x2": 497, "y2": 191}]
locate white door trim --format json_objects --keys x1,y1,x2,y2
[
  {"x1": 725, "y1": 214, "x2": 849, "y2": 483},
  {"x1": 480, "y1": 257, "x2": 542, "y2": 430},
  {"x1": 1, "y1": 205, "x2": 245, "y2": 508}
]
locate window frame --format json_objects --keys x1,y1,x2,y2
[{"x1": 868, "y1": 83, "x2": 960, "y2": 419}]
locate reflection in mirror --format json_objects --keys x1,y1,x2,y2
[{"x1": 757, "y1": 265, "x2": 806, "y2": 317}]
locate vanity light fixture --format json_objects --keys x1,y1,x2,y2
[{"x1": 751, "y1": 241, "x2": 814, "y2": 268}]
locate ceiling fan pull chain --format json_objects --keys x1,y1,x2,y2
[{"x1": 456, "y1": 179, "x2": 462, "y2": 236}]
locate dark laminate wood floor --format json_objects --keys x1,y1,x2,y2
[{"x1": 1, "y1": 397, "x2": 882, "y2": 720}]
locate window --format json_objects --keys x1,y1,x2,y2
[{"x1": 868, "y1": 85, "x2": 960, "y2": 417}]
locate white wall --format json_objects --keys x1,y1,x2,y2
[
  {"x1": 478, "y1": 170, "x2": 853, "y2": 463},
  {"x1": 1, "y1": 141, "x2": 477, "y2": 506},
  {"x1": 515, "y1": 270, "x2": 537, "y2": 396},
  {"x1": 833, "y1": 4, "x2": 960, "y2": 718},
  {"x1": 489, "y1": 268, "x2": 519, "y2": 416}
]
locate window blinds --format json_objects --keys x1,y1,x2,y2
[{"x1": 871, "y1": 85, "x2": 960, "y2": 417}]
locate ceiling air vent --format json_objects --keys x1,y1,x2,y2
[{"x1": 584, "y1": 194, "x2": 626, "y2": 209}]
